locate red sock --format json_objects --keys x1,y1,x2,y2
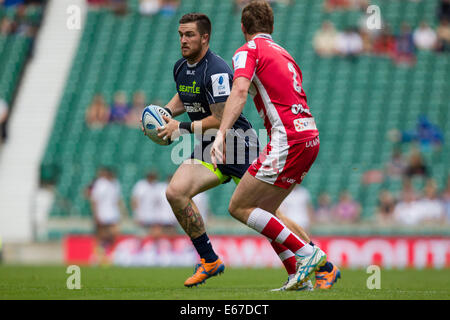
[
  {"x1": 270, "y1": 240, "x2": 297, "y2": 275},
  {"x1": 247, "y1": 208, "x2": 313, "y2": 256}
]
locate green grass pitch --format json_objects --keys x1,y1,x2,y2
[{"x1": 0, "y1": 265, "x2": 449, "y2": 300}]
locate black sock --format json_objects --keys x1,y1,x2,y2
[
  {"x1": 318, "y1": 261, "x2": 334, "y2": 273},
  {"x1": 191, "y1": 233, "x2": 218, "y2": 263}
]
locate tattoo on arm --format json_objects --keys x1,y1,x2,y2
[
  {"x1": 210, "y1": 102, "x2": 225, "y2": 122},
  {"x1": 175, "y1": 201, "x2": 205, "y2": 238}
]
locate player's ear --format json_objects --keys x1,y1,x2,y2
[{"x1": 202, "y1": 33, "x2": 209, "y2": 45}]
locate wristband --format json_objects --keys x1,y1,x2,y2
[
  {"x1": 163, "y1": 107, "x2": 173, "y2": 117},
  {"x1": 179, "y1": 121, "x2": 193, "y2": 133}
]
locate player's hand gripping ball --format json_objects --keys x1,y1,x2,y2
[{"x1": 142, "y1": 105, "x2": 173, "y2": 145}]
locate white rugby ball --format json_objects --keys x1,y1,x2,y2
[{"x1": 142, "y1": 105, "x2": 172, "y2": 145}]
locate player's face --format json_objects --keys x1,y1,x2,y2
[{"x1": 178, "y1": 22, "x2": 206, "y2": 61}]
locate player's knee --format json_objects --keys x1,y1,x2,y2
[
  {"x1": 228, "y1": 200, "x2": 243, "y2": 221},
  {"x1": 165, "y1": 184, "x2": 180, "y2": 205},
  {"x1": 165, "y1": 183, "x2": 188, "y2": 206}
]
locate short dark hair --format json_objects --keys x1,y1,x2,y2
[
  {"x1": 179, "y1": 13, "x2": 212, "y2": 38},
  {"x1": 241, "y1": 0, "x2": 274, "y2": 35}
]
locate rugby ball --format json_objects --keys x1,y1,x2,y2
[{"x1": 142, "y1": 105, "x2": 172, "y2": 145}]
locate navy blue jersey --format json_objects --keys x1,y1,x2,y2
[
  {"x1": 173, "y1": 49, "x2": 259, "y2": 180},
  {"x1": 173, "y1": 49, "x2": 252, "y2": 131}
]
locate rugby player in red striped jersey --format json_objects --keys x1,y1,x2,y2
[{"x1": 211, "y1": 0, "x2": 340, "y2": 290}]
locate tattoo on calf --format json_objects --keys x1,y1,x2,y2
[{"x1": 175, "y1": 201, "x2": 205, "y2": 238}]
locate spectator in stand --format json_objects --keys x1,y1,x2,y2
[
  {"x1": 359, "y1": 28, "x2": 373, "y2": 53},
  {"x1": 314, "y1": 192, "x2": 333, "y2": 224},
  {"x1": 324, "y1": 0, "x2": 369, "y2": 12},
  {"x1": 86, "y1": 0, "x2": 109, "y2": 8},
  {"x1": 159, "y1": 0, "x2": 179, "y2": 17},
  {"x1": 417, "y1": 179, "x2": 445, "y2": 224},
  {"x1": 89, "y1": 167, "x2": 125, "y2": 264},
  {"x1": 404, "y1": 149, "x2": 429, "y2": 179},
  {"x1": 131, "y1": 172, "x2": 177, "y2": 237},
  {"x1": 393, "y1": 183, "x2": 422, "y2": 226},
  {"x1": 394, "y1": 178, "x2": 444, "y2": 226},
  {"x1": 394, "y1": 23, "x2": 416, "y2": 65},
  {"x1": 384, "y1": 147, "x2": 408, "y2": 180},
  {"x1": 2, "y1": 0, "x2": 24, "y2": 7},
  {"x1": 139, "y1": 0, "x2": 160, "y2": 16},
  {"x1": 313, "y1": 21, "x2": 339, "y2": 57},
  {"x1": 375, "y1": 190, "x2": 397, "y2": 226},
  {"x1": 437, "y1": 0, "x2": 450, "y2": 22},
  {"x1": 110, "y1": 0, "x2": 127, "y2": 16},
  {"x1": 109, "y1": 91, "x2": 130, "y2": 124},
  {"x1": 413, "y1": 21, "x2": 437, "y2": 51},
  {"x1": 399, "y1": 177, "x2": 421, "y2": 202},
  {"x1": 388, "y1": 115, "x2": 444, "y2": 152},
  {"x1": 436, "y1": 18, "x2": 450, "y2": 52},
  {"x1": 86, "y1": 94, "x2": 110, "y2": 129},
  {"x1": 126, "y1": 91, "x2": 147, "y2": 128},
  {"x1": 372, "y1": 25, "x2": 396, "y2": 57},
  {"x1": 441, "y1": 174, "x2": 450, "y2": 223},
  {"x1": 333, "y1": 191, "x2": 361, "y2": 224},
  {"x1": 278, "y1": 185, "x2": 314, "y2": 232},
  {"x1": 335, "y1": 26, "x2": 364, "y2": 60},
  {"x1": 0, "y1": 15, "x2": 13, "y2": 35}
]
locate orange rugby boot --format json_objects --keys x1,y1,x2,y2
[
  {"x1": 314, "y1": 264, "x2": 341, "y2": 289},
  {"x1": 184, "y1": 258, "x2": 225, "y2": 287}
]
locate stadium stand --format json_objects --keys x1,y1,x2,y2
[
  {"x1": 39, "y1": 0, "x2": 449, "y2": 237},
  {"x1": 0, "y1": 2, "x2": 44, "y2": 142}
]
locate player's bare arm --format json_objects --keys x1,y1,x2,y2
[
  {"x1": 210, "y1": 101, "x2": 225, "y2": 122},
  {"x1": 165, "y1": 93, "x2": 186, "y2": 117},
  {"x1": 157, "y1": 102, "x2": 223, "y2": 140},
  {"x1": 211, "y1": 77, "x2": 251, "y2": 168},
  {"x1": 188, "y1": 102, "x2": 224, "y2": 133}
]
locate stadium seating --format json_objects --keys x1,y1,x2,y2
[
  {"x1": 0, "y1": 4, "x2": 42, "y2": 109},
  {"x1": 39, "y1": 0, "x2": 449, "y2": 227}
]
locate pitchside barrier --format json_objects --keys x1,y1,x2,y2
[{"x1": 64, "y1": 235, "x2": 450, "y2": 269}]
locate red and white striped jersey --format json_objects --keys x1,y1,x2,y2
[{"x1": 232, "y1": 34, "x2": 318, "y2": 145}]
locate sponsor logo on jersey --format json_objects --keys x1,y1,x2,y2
[
  {"x1": 186, "y1": 70, "x2": 195, "y2": 76},
  {"x1": 306, "y1": 137, "x2": 320, "y2": 148},
  {"x1": 293, "y1": 117, "x2": 317, "y2": 132},
  {"x1": 185, "y1": 102, "x2": 206, "y2": 113},
  {"x1": 179, "y1": 81, "x2": 200, "y2": 94},
  {"x1": 291, "y1": 104, "x2": 311, "y2": 116},
  {"x1": 232, "y1": 51, "x2": 248, "y2": 70},
  {"x1": 281, "y1": 177, "x2": 296, "y2": 184},
  {"x1": 211, "y1": 73, "x2": 230, "y2": 97}
]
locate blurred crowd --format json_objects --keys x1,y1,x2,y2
[
  {"x1": 87, "y1": 0, "x2": 180, "y2": 17},
  {"x1": 85, "y1": 167, "x2": 209, "y2": 259},
  {"x1": 314, "y1": 0, "x2": 450, "y2": 65},
  {"x1": 84, "y1": 161, "x2": 450, "y2": 258},
  {"x1": 85, "y1": 91, "x2": 157, "y2": 129},
  {"x1": 0, "y1": 0, "x2": 45, "y2": 148},
  {"x1": 363, "y1": 124, "x2": 449, "y2": 228},
  {"x1": 375, "y1": 176, "x2": 450, "y2": 227},
  {"x1": 0, "y1": 0, "x2": 44, "y2": 38}
]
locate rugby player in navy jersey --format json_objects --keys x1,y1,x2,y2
[{"x1": 153, "y1": 12, "x2": 336, "y2": 290}]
